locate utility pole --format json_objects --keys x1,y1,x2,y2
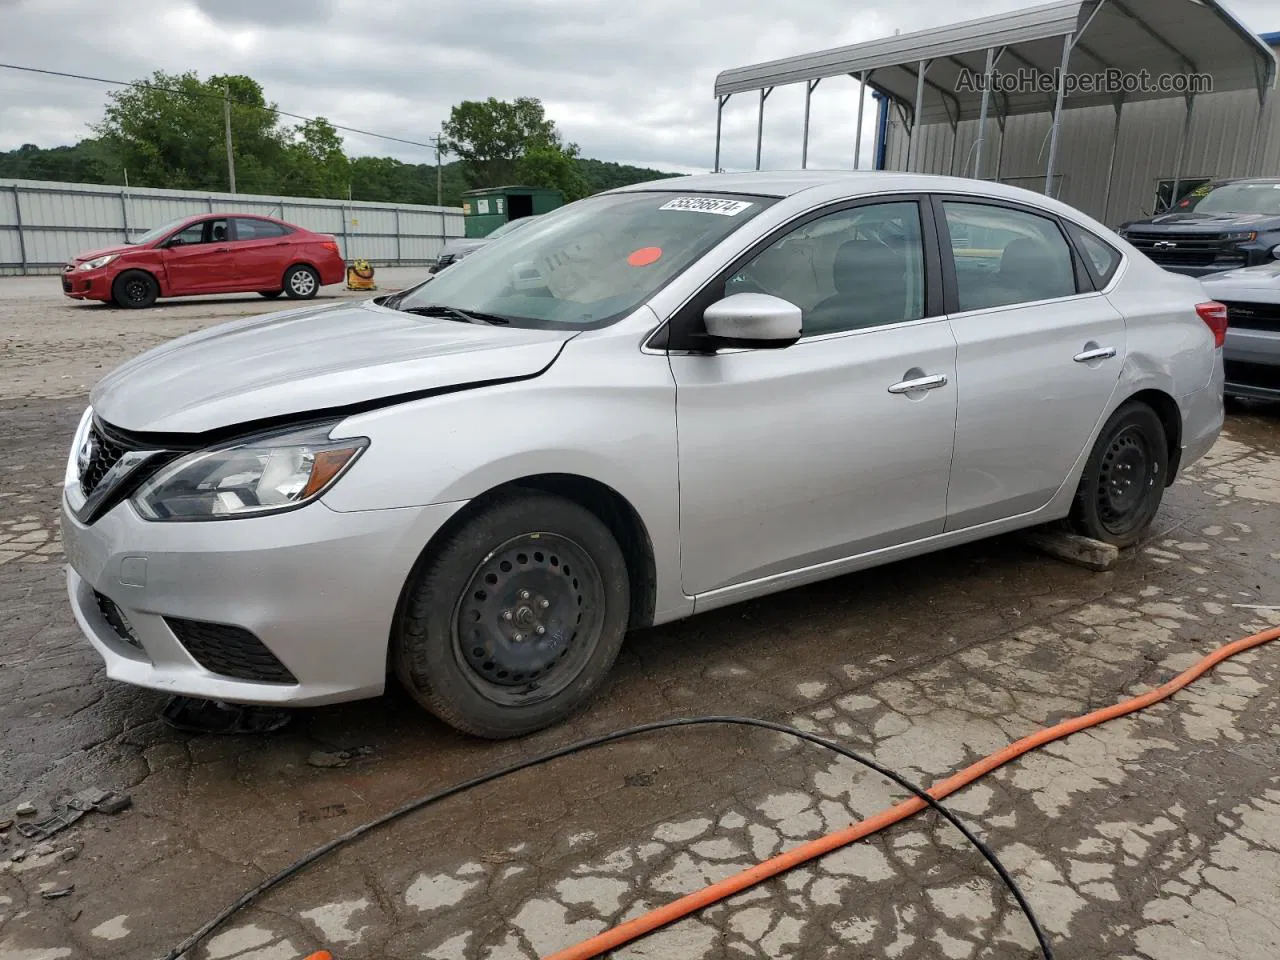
[
  {"x1": 430, "y1": 134, "x2": 444, "y2": 207},
  {"x1": 223, "y1": 86, "x2": 237, "y2": 194}
]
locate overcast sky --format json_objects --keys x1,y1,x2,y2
[{"x1": 1, "y1": 0, "x2": 1276, "y2": 176}]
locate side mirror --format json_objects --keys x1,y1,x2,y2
[{"x1": 702, "y1": 293, "x2": 802, "y2": 349}]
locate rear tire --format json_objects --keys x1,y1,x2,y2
[
  {"x1": 393, "y1": 492, "x2": 630, "y2": 739},
  {"x1": 283, "y1": 264, "x2": 320, "y2": 299},
  {"x1": 259, "y1": 290, "x2": 282, "y2": 299},
  {"x1": 111, "y1": 270, "x2": 158, "y2": 309},
  {"x1": 1068, "y1": 401, "x2": 1169, "y2": 547}
]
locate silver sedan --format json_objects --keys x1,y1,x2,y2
[{"x1": 61, "y1": 171, "x2": 1225, "y2": 738}]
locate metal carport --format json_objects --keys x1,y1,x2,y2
[{"x1": 712, "y1": 0, "x2": 1277, "y2": 210}]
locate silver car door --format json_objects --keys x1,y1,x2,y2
[
  {"x1": 667, "y1": 198, "x2": 959, "y2": 597},
  {"x1": 934, "y1": 196, "x2": 1128, "y2": 531}
]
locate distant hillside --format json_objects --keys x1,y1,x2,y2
[{"x1": 0, "y1": 140, "x2": 684, "y2": 207}]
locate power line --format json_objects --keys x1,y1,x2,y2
[{"x1": 0, "y1": 61, "x2": 437, "y2": 150}]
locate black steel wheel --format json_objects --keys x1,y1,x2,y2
[
  {"x1": 111, "y1": 269, "x2": 159, "y2": 309},
  {"x1": 283, "y1": 264, "x2": 320, "y2": 299},
  {"x1": 1069, "y1": 401, "x2": 1168, "y2": 547},
  {"x1": 453, "y1": 533, "x2": 604, "y2": 705},
  {"x1": 394, "y1": 492, "x2": 630, "y2": 739}
]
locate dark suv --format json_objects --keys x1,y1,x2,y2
[{"x1": 1117, "y1": 178, "x2": 1280, "y2": 277}]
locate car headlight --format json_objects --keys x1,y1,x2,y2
[
  {"x1": 132, "y1": 423, "x2": 368, "y2": 521},
  {"x1": 1222, "y1": 231, "x2": 1258, "y2": 243},
  {"x1": 79, "y1": 254, "x2": 120, "y2": 270}
]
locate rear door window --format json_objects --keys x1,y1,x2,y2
[
  {"x1": 941, "y1": 201, "x2": 1080, "y2": 311},
  {"x1": 232, "y1": 218, "x2": 290, "y2": 241}
]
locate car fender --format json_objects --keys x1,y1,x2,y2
[
  {"x1": 322, "y1": 331, "x2": 688, "y2": 621},
  {"x1": 108, "y1": 252, "x2": 171, "y2": 296}
]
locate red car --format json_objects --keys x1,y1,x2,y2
[{"x1": 62, "y1": 213, "x2": 346, "y2": 308}]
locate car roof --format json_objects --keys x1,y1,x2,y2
[
  {"x1": 610, "y1": 170, "x2": 886, "y2": 198},
  {"x1": 606, "y1": 170, "x2": 1112, "y2": 224},
  {"x1": 183, "y1": 212, "x2": 294, "y2": 224},
  {"x1": 607, "y1": 169, "x2": 1096, "y2": 201}
]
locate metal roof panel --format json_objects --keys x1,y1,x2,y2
[{"x1": 714, "y1": 0, "x2": 1278, "y2": 125}]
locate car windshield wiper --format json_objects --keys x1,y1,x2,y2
[{"x1": 400, "y1": 305, "x2": 511, "y2": 325}]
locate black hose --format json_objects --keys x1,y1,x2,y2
[{"x1": 160, "y1": 716, "x2": 1052, "y2": 960}]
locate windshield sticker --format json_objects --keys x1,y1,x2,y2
[
  {"x1": 659, "y1": 197, "x2": 754, "y2": 216},
  {"x1": 627, "y1": 247, "x2": 663, "y2": 267}
]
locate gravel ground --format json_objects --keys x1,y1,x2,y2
[{"x1": 2, "y1": 274, "x2": 1279, "y2": 960}]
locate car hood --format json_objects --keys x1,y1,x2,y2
[
  {"x1": 73, "y1": 243, "x2": 138, "y2": 263},
  {"x1": 1124, "y1": 212, "x2": 1280, "y2": 233},
  {"x1": 91, "y1": 300, "x2": 574, "y2": 434},
  {"x1": 1200, "y1": 261, "x2": 1280, "y2": 297}
]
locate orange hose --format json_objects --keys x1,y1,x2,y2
[{"x1": 545, "y1": 625, "x2": 1280, "y2": 960}]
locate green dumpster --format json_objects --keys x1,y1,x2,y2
[{"x1": 461, "y1": 186, "x2": 564, "y2": 238}]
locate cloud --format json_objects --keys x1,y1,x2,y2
[{"x1": 2, "y1": 0, "x2": 1275, "y2": 176}]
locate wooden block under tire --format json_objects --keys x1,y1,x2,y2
[{"x1": 1021, "y1": 528, "x2": 1121, "y2": 572}]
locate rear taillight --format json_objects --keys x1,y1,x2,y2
[
  {"x1": 321, "y1": 239, "x2": 340, "y2": 254},
  {"x1": 1196, "y1": 301, "x2": 1228, "y2": 348}
]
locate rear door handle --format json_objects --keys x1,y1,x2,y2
[
  {"x1": 888, "y1": 374, "x2": 948, "y2": 395},
  {"x1": 214, "y1": 246, "x2": 230, "y2": 253},
  {"x1": 1073, "y1": 347, "x2": 1117, "y2": 363}
]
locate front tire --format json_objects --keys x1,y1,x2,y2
[
  {"x1": 394, "y1": 493, "x2": 630, "y2": 739},
  {"x1": 111, "y1": 270, "x2": 158, "y2": 309},
  {"x1": 283, "y1": 264, "x2": 320, "y2": 299},
  {"x1": 1068, "y1": 401, "x2": 1169, "y2": 547}
]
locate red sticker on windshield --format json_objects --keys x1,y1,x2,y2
[{"x1": 627, "y1": 247, "x2": 663, "y2": 267}]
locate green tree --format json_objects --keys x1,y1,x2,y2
[
  {"x1": 0, "y1": 139, "x2": 122, "y2": 184},
  {"x1": 576, "y1": 157, "x2": 684, "y2": 194},
  {"x1": 517, "y1": 144, "x2": 589, "y2": 201},
  {"x1": 442, "y1": 96, "x2": 565, "y2": 189},
  {"x1": 93, "y1": 70, "x2": 289, "y2": 193},
  {"x1": 6, "y1": 77, "x2": 686, "y2": 206},
  {"x1": 283, "y1": 117, "x2": 350, "y2": 198}
]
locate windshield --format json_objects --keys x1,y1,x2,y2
[
  {"x1": 133, "y1": 217, "x2": 191, "y2": 245},
  {"x1": 397, "y1": 191, "x2": 775, "y2": 329},
  {"x1": 1177, "y1": 182, "x2": 1280, "y2": 216}
]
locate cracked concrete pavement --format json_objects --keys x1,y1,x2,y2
[{"x1": 3, "y1": 275, "x2": 1280, "y2": 959}]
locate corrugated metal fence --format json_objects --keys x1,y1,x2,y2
[{"x1": 0, "y1": 178, "x2": 465, "y2": 276}]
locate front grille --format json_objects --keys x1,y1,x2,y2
[
  {"x1": 1221, "y1": 300, "x2": 1280, "y2": 334},
  {"x1": 94, "y1": 591, "x2": 144, "y2": 651},
  {"x1": 1125, "y1": 232, "x2": 1228, "y2": 268},
  {"x1": 167, "y1": 618, "x2": 298, "y2": 685},
  {"x1": 1225, "y1": 359, "x2": 1280, "y2": 392},
  {"x1": 78, "y1": 421, "x2": 128, "y2": 497}
]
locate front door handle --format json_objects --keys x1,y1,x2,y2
[
  {"x1": 1074, "y1": 346, "x2": 1117, "y2": 363},
  {"x1": 888, "y1": 374, "x2": 948, "y2": 395}
]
